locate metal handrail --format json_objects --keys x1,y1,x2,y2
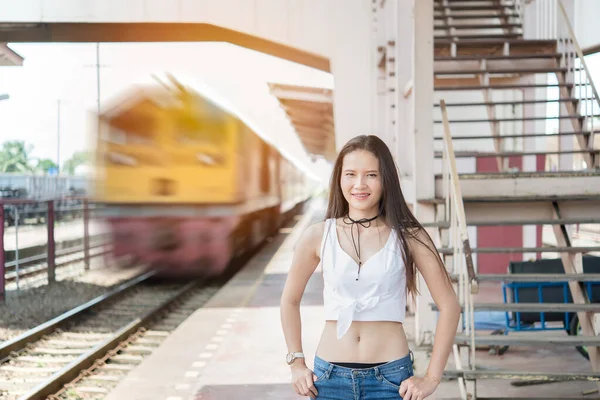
[
  {"x1": 440, "y1": 100, "x2": 479, "y2": 293},
  {"x1": 557, "y1": 1, "x2": 600, "y2": 111},
  {"x1": 440, "y1": 99, "x2": 478, "y2": 400}
]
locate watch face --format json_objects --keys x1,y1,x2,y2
[{"x1": 286, "y1": 353, "x2": 293, "y2": 364}]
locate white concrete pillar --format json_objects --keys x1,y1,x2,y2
[
  {"x1": 396, "y1": 0, "x2": 415, "y2": 194},
  {"x1": 331, "y1": 0, "x2": 375, "y2": 149},
  {"x1": 411, "y1": 0, "x2": 436, "y2": 346},
  {"x1": 413, "y1": 0, "x2": 435, "y2": 201}
]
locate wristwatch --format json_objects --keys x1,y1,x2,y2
[{"x1": 286, "y1": 352, "x2": 305, "y2": 365}]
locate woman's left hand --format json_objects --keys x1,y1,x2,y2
[{"x1": 398, "y1": 375, "x2": 439, "y2": 400}]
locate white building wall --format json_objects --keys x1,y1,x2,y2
[{"x1": 575, "y1": 0, "x2": 600, "y2": 51}]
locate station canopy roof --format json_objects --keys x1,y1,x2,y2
[
  {"x1": 268, "y1": 83, "x2": 335, "y2": 161},
  {"x1": 0, "y1": 43, "x2": 23, "y2": 66}
]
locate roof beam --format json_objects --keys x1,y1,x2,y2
[
  {"x1": 0, "y1": 23, "x2": 330, "y2": 72},
  {"x1": 0, "y1": 43, "x2": 23, "y2": 66},
  {"x1": 284, "y1": 108, "x2": 334, "y2": 123},
  {"x1": 280, "y1": 101, "x2": 331, "y2": 115},
  {"x1": 269, "y1": 84, "x2": 332, "y2": 104},
  {"x1": 294, "y1": 121, "x2": 334, "y2": 133}
]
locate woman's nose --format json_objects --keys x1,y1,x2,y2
[{"x1": 354, "y1": 176, "x2": 367, "y2": 188}]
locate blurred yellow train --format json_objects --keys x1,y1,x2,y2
[{"x1": 94, "y1": 77, "x2": 317, "y2": 275}]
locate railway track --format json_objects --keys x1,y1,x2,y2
[{"x1": 0, "y1": 272, "x2": 220, "y2": 399}]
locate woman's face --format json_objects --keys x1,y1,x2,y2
[{"x1": 340, "y1": 149, "x2": 383, "y2": 215}]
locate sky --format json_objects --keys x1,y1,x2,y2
[{"x1": 0, "y1": 42, "x2": 334, "y2": 181}]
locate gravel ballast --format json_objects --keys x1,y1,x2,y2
[{"x1": 0, "y1": 263, "x2": 147, "y2": 341}]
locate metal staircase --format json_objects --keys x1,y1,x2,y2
[{"x1": 429, "y1": 0, "x2": 600, "y2": 398}]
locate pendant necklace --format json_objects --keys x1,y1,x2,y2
[{"x1": 342, "y1": 214, "x2": 379, "y2": 281}]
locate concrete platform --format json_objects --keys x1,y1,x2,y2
[{"x1": 104, "y1": 199, "x2": 598, "y2": 400}]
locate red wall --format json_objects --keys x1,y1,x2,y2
[
  {"x1": 475, "y1": 155, "x2": 547, "y2": 273},
  {"x1": 476, "y1": 156, "x2": 523, "y2": 274}
]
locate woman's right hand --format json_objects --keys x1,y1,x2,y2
[{"x1": 291, "y1": 364, "x2": 319, "y2": 399}]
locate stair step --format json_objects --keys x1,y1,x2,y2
[
  {"x1": 422, "y1": 193, "x2": 600, "y2": 203},
  {"x1": 443, "y1": 369, "x2": 600, "y2": 381},
  {"x1": 433, "y1": 131, "x2": 592, "y2": 141},
  {"x1": 435, "y1": 52, "x2": 561, "y2": 61},
  {"x1": 433, "y1": 149, "x2": 600, "y2": 159},
  {"x1": 435, "y1": 23, "x2": 522, "y2": 29},
  {"x1": 436, "y1": 33, "x2": 523, "y2": 40},
  {"x1": 435, "y1": 12, "x2": 520, "y2": 19},
  {"x1": 431, "y1": 303, "x2": 600, "y2": 312},
  {"x1": 444, "y1": 170, "x2": 600, "y2": 179},
  {"x1": 436, "y1": 67, "x2": 570, "y2": 75},
  {"x1": 433, "y1": 97, "x2": 581, "y2": 107},
  {"x1": 451, "y1": 273, "x2": 600, "y2": 282},
  {"x1": 439, "y1": 246, "x2": 600, "y2": 255},
  {"x1": 434, "y1": 5, "x2": 518, "y2": 12},
  {"x1": 435, "y1": 83, "x2": 573, "y2": 90},
  {"x1": 454, "y1": 334, "x2": 600, "y2": 346},
  {"x1": 423, "y1": 216, "x2": 600, "y2": 228},
  {"x1": 434, "y1": 115, "x2": 591, "y2": 123},
  {"x1": 436, "y1": 38, "x2": 556, "y2": 46}
]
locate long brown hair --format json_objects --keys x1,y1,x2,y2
[{"x1": 325, "y1": 135, "x2": 451, "y2": 300}]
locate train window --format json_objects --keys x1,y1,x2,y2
[
  {"x1": 175, "y1": 115, "x2": 227, "y2": 146},
  {"x1": 105, "y1": 117, "x2": 155, "y2": 146}
]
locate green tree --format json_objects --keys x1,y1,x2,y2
[
  {"x1": 0, "y1": 140, "x2": 35, "y2": 173},
  {"x1": 62, "y1": 151, "x2": 90, "y2": 175},
  {"x1": 35, "y1": 158, "x2": 58, "y2": 173}
]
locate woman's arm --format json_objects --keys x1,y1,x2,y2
[
  {"x1": 280, "y1": 221, "x2": 324, "y2": 399},
  {"x1": 400, "y1": 229, "x2": 461, "y2": 400}
]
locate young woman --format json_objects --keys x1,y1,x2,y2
[{"x1": 280, "y1": 135, "x2": 460, "y2": 400}]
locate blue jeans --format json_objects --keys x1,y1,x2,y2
[{"x1": 313, "y1": 352, "x2": 414, "y2": 400}]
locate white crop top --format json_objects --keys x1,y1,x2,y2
[{"x1": 319, "y1": 218, "x2": 407, "y2": 339}]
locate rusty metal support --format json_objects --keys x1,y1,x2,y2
[
  {"x1": 0, "y1": 203, "x2": 5, "y2": 303},
  {"x1": 47, "y1": 200, "x2": 56, "y2": 284},
  {"x1": 551, "y1": 201, "x2": 600, "y2": 393},
  {"x1": 83, "y1": 199, "x2": 90, "y2": 270}
]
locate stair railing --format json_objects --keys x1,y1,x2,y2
[
  {"x1": 556, "y1": 0, "x2": 600, "y2": 169},
  {"x1": 440, "y1": 99, "x2": 479, "y2": 400}
]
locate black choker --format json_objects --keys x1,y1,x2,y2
[{"x1": 342, "y1": 214, "x2": 379, "y2": 281}]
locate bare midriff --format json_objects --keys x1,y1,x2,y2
[{"x1": 315, "y1": 320, "x2": 410, "y2": 363}]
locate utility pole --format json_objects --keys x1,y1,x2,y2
[
  {"x1": 96, "y1": 42, "x2": 101, "y2": 115},
  {"x1": 57, "y1": 99, "x2": 60, "y2": 175}
]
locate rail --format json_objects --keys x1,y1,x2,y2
[
  {"x1": 518, "y1": 0, "x2": 599, "y2": 169},
  {"x1": 556, "y1": 0, "x2": 600, "y2": 169},
  {"x1": 440, "y1": 99, "x2": 478, "y2": 400}
]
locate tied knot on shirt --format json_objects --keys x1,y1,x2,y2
[{"x1": 335, "y1": 294, "x2": 380, "y2": 339}]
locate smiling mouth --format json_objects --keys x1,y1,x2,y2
[{"x1": 352, "y1": 193, "x2": 370, "y2": 199}]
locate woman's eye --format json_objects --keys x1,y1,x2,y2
[{"x1": 368, "y1": 174, "x2": 377, "y2": 178}]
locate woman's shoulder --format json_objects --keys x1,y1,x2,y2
[{"x1": 294, "y1": 220, "x2": 329, "y2": 255}]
